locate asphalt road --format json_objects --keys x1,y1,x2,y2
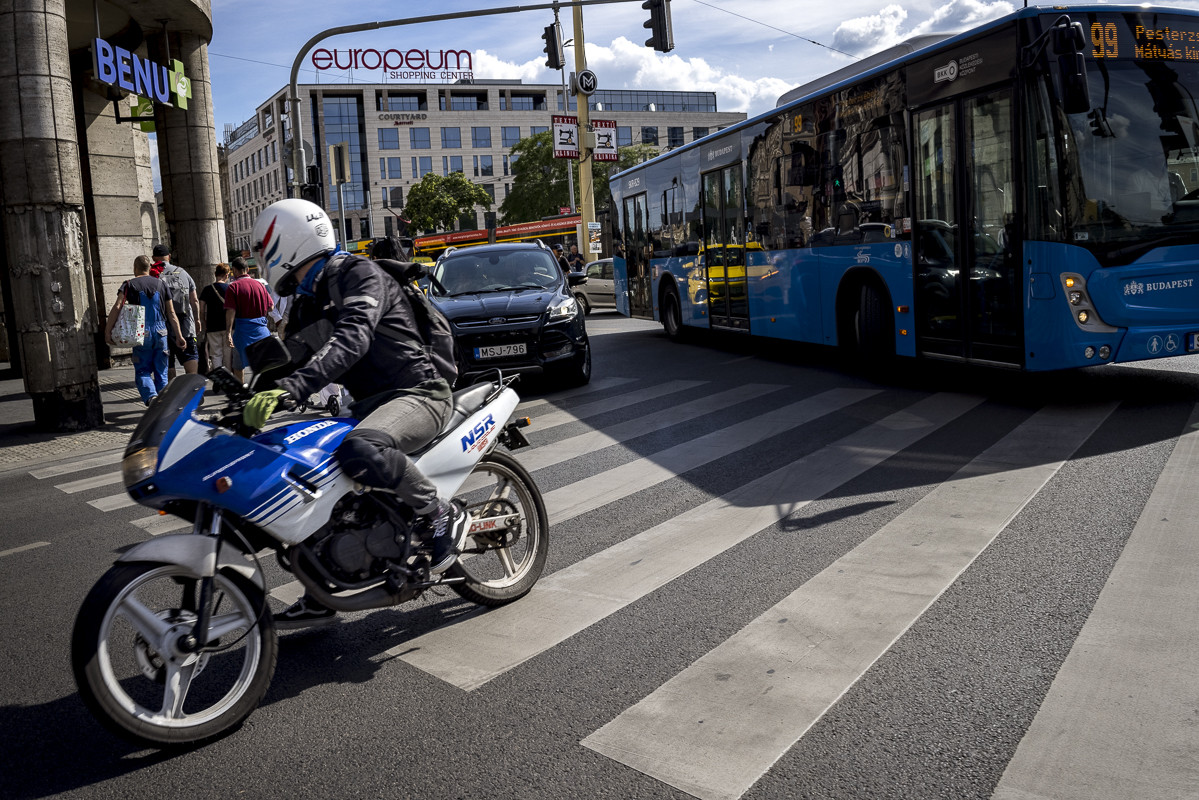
[{"x1": 2, "y1": 311, "x2": 1198, "y2": 800}]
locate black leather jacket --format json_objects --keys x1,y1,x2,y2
[{"x1": 278, "y1": 253, "x2": 438, "y2": 402}]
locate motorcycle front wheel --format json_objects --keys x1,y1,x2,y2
[
  {"x1": 450, "y1": 450, "x2": 549, "y2": 607},
  {"x1": 71, "y1": 562, "x2": 277, "y2": 747}
]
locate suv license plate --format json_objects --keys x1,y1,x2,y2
[{"x1": 475, "y1": 343, "x2": 527, "y2": 359}]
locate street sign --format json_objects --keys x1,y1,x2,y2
[
  {"x1": 576, "y1": 69, "x2": 598, "y2": 96},
  {"x1": 282, "y1": 139, "x2": 314, "y2": 165},
  {"x1": 552, "y1": 116, "x2": 579, "y2": 159}
]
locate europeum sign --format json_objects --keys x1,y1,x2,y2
[
  {"x1": 92, "y1": 38, "x2": 193, "y2": 110},
  {"x1": 310, "y1": 48, "x2": 474, "y2": 82}
]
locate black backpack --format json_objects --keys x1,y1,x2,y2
[{"x1": 370, "y1": 258, "x2": 460, "y2": 387}]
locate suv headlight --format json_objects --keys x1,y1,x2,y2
[
  {"x1": 122, "y1": 447, "x2": 158, "y2": 486},
  {"x1": 547, "y1": 297, "x2": 578, "y2": 321}
]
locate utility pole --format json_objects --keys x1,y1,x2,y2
[{"x1": 571, "y1": 5, "x2": 595, "y2": 249}]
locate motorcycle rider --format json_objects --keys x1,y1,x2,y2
[{"x1": 245, "y1": 198, "x2": 468, "y2": 628}]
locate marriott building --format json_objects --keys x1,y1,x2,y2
[{"x1": 222, "y1": 63, "x2": 746, "y2": 250}]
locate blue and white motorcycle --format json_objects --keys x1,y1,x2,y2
[{"x1": 71, "y1": 339, "x2": 548, "y2": 747}]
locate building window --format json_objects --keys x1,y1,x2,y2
[
  {"x1": 508, "y1": 95, "x2": 535, "y2": 111},
  {"x1": 445, "y1": 94, "x2": 486, "y2": 111},
  {"x1": 413, "y1": 156, "x2": 432, "y2": 178},
  {"x1": 503, "y1": 155, "x2": 510, "y2": 176},
  {"x1": 387, "y1": 157, "x2": 401, "y2": 179},
  {"x1": 381, "y1": 94, "x2": 424, "y2": 111},
  {"x1": 478, "y1": 155, "x2": 493, "y2": 177},
  {"x1": 410, "y1": 128, "x2": 431, "y2": 149},
  {"x1": 501, "y1": 126, "x2": 521, "y2": 147},
  {"x1": 641, "y1": 126, "x2": 659, "y2": 145},
  {"x1": 482, "y1": 184, "x2": 495, "y2": 201},
  {"x1": 531, "y1": 126, "x2": 548, "y2": 136},
  {"x1": 617, "y1": 126, "x2": 633, "y2": 147},
  {"x1": 379, "y1": 128, "x2": 400, "y2": 149},
  {"x1": 443, "y1": 155, "x2": 463, "y2": 175},
  {"x1": 692, "y1": 126, "x2": 709, "y2": 140},
  {"x1": 472, "y1": 126, "x2": 491, "y2": 148},
  {"x1": 441, "y1": 127, "x2": 461, "y2": 148},
  {"x1": 668, "y1": 127, "x2": 684, "y2": 148},
  {"x1": 383, "y1": 187, "x2": 404, "y2": 208}
]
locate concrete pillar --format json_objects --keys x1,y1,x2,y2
[
  {"x1": 0, "y1": 0, "x2": 103, "y2": 430},
  {"x1": 149, "y1": 31, "x2": 225, "y2": 291}
]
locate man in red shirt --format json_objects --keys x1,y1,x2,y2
[{"x1": 223, "y1": 257, "x2": 274, "y2": 382}]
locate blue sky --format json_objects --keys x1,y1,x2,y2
[{"x1": 205, "y1": 0, "x2": 1083, "y2": 131}]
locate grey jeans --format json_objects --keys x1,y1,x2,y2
[{"x1": 335, "y1": 391, "x2": 452, "y2": 513}]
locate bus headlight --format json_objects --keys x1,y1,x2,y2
[
  {"x1": 548, "y1": 298, "x2": 578, "y2": 321},
  {"x1": 1077, "y1": 310, "x2": 1089, "y2": 324},
  {"x1": 1068, "y1": 291, "x2": 1083, "y2": 305},
  {"x1": 122, "y1": 447, "x2": 158, "y2": 486}
]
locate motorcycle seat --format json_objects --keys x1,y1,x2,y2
[{"x1": 410, "y1": 381, "x2": 493, "y2": 458}]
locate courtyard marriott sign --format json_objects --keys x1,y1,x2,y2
[{"x1": 310, "y1": 48, "x2": 474, "y2": 82}]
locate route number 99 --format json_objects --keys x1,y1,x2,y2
[{"x1": 1091, "y1": 22, "x2": 1118, "y2": 58}]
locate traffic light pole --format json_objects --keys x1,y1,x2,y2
[{"x1": 571, "y1": 5, "x2": 595, "y2": 252}]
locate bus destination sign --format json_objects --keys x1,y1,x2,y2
[{"x1": 1089, "y1": 16, "x2": 1199, "y2": 62}]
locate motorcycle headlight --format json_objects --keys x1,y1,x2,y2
[
  {"x1": 548, "y1": 297, "x2": 578, "y2": 321},
  {"x1": 122, "y1": 447, "x2": 159, "y2": 486}
]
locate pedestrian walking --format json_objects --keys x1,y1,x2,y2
[
  {"x1": 103, "y1": 255, "x2": 186, "y2": 406},
  {"x1": 199, "y1": 263, "x2": 234, "y2": 373},
  {"x1": 152, "y1": 244, "x2": 202, "y2": 379},
  {"x1": 224, "y1": 256, "x2": 274, "y2": 383}
]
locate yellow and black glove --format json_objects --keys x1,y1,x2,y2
[{"x1": 244, "y1": 389, "x2": 290, "y2": 429}]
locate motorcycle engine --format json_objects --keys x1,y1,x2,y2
[{"x1": 312, "y1": 495, "x2": 408, "y2": 582}]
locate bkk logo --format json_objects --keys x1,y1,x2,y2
[{"x1": 92, "y1": 38, "x2": 192, "y2": 110}]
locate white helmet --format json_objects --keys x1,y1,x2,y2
[{"x1": 251, "y1": 198, "x2": 337, "y2": 296}]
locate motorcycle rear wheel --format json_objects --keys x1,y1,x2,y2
[
  {"x1": 72, "y1": 562, "x2": 277, "y2": 747},
  {"x1": 449, "y1": 450, "x2": 549, "y2": 607}
]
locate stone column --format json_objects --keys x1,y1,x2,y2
[
  {"x1": 0, "y1": 0, "x2": 103, "y2": 430},
  {"x1": 149, "y1": 30, "x2": 225, "y2": 292}
]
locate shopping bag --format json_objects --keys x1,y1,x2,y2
[{"x1": 111, "y1": 302, "x2": 146, "y2": 347}]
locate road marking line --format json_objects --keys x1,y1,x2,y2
[
  {"x1": 30, "y1": 451, "x2": 122, "y2": 479},
  {"x1": 516, "y1": 376, "x2": 637, "y2": 412},
  {"x1": 992, "y1": 403, "x2": 1199, "y2": 800},
  {"x1": 516, "y1": 383, "x2": 787, "y2": 473},
  {"x1": 394, "y1": 392, "x2": 984, "y2": 691},
  {"x1": 130, "y1": 515, "x2": 191, "y2": 536},
  {"x1": 544, "y1": 387, "x2": 880, "y2": 526},
  {"x1": 55, "y1": 470, "x2": 123, "y2": 494},
  {"x1": 580, "y1": 402, "x2": 1117, "y2": 800},
  {"x1": 529, "y1": 379, "x2": 708, "y2": 432},
  {"x1": 88, "y1": 493, "x2": 137, "y2": 512},
  {"x1": 0, "y1": 542, "x2": 50, "y2": 558}
]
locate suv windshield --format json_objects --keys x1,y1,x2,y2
[
  {"x1": 1060, "y1": 15, "x2": 1199, "y2": 262},
  {"x1": 433, "y1": 250, "x2": 564, "y2": 296}
]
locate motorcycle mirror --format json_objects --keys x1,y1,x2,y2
[{"x1": 245, "y1": 335, "x2": 292, "y2": 374}]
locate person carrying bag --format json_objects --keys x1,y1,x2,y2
[{"x1": 104, "y1": 256, "x2": 186, "y2": 406}]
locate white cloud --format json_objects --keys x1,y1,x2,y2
[{"x1": 833, "y1": 0, "x2": 1014, "y2": 56}]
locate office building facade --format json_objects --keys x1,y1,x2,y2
[{"x1": 223, "y1": 80, "x2": 746, "y2": 251}]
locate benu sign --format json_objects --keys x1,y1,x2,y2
[{"x1": 92, "y1": 38, "x2": 193, "y2": 110}]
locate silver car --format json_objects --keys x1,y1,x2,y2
[{"x1": 572, "y1": 258, "x2": 615, "y2": 314}]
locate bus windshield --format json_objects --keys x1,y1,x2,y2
[{"x1": 1065, "y1": 51, "x2": 1199, "y2": 259}]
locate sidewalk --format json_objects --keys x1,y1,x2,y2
[{"x1": 0, "y1": 362, "x2": 152, "y2": 471}]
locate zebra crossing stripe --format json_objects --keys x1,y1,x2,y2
[
  {"x1": 992, "y1": 404, "x2": 1199, "y2": 800},
  {"x1": 55, "y1": 470, "x2": 123, "y2": 494},
  {"x1": 516, "y1": 376, "x2": 637, "y2": 412},
  {"x1": 528, "y1": 379, "x2": 708, "y2": 432},
  {"x1": 130, "y1": 515, "x2": 191, "y2": 536},
  {"x1": 580, "y1": 402, "x2": 1117, "y2": 800},
  {"x1": 516, "y1": 383, "x2": 787, "y2": 474},
  {"x1": 393, "y1": 392, "x2": 983, "y2": 690},
  {"x1": 544, "y1": 387, "x2": 880, "y2": 526},
  {"x1": 0, "y1": 542, "x2": 50, "y2": 558},
  {"x1": 88, "y1": 493, "x2": 137, "y2": 512},
  {"x1": 30, "y1": 451, "x2": 122, "y2": 479}
]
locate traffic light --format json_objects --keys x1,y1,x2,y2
[
  {"x1": 642, "y1": 0, "x2": 674, "y2": 53},
  {"x1": 542, "y1": 23, "x2": 565, "y2": 70}
]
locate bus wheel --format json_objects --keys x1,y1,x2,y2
[
  {"x1": 848, "y1": 282, "x2": 894, "y2": 367},
  {"x1": 661, "y1": 286, "x2": 685, "y2": 341}
]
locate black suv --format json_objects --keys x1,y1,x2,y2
[{"x1": 429, "y1": 242, "x2": 591, "y2": 387}]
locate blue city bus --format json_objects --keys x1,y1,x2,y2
[{"x1": 608, "y1": 5, "x2": 1199, "y2": 370}]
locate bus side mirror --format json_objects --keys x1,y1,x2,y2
[{"x1": 1054, "y1": 21, "x2": 1090, "y2": 115}]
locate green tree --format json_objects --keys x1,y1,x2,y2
[
  {"x1": 402, "y1": 171, "x2": 492, "y2": 232},
  {"x1": 499, "y1": 131, "x2": 660, "y2": 224}
]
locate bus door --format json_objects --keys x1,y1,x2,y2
[
  {"x1": 623, "y1": 193, "x2": 652, "y2": 319},
  {"x1": 913, "y1": 88, "x2": 1021, "y2": 365},
  {"x1": 702, "y1": 165, "x2": 749, "y2": 331}
]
